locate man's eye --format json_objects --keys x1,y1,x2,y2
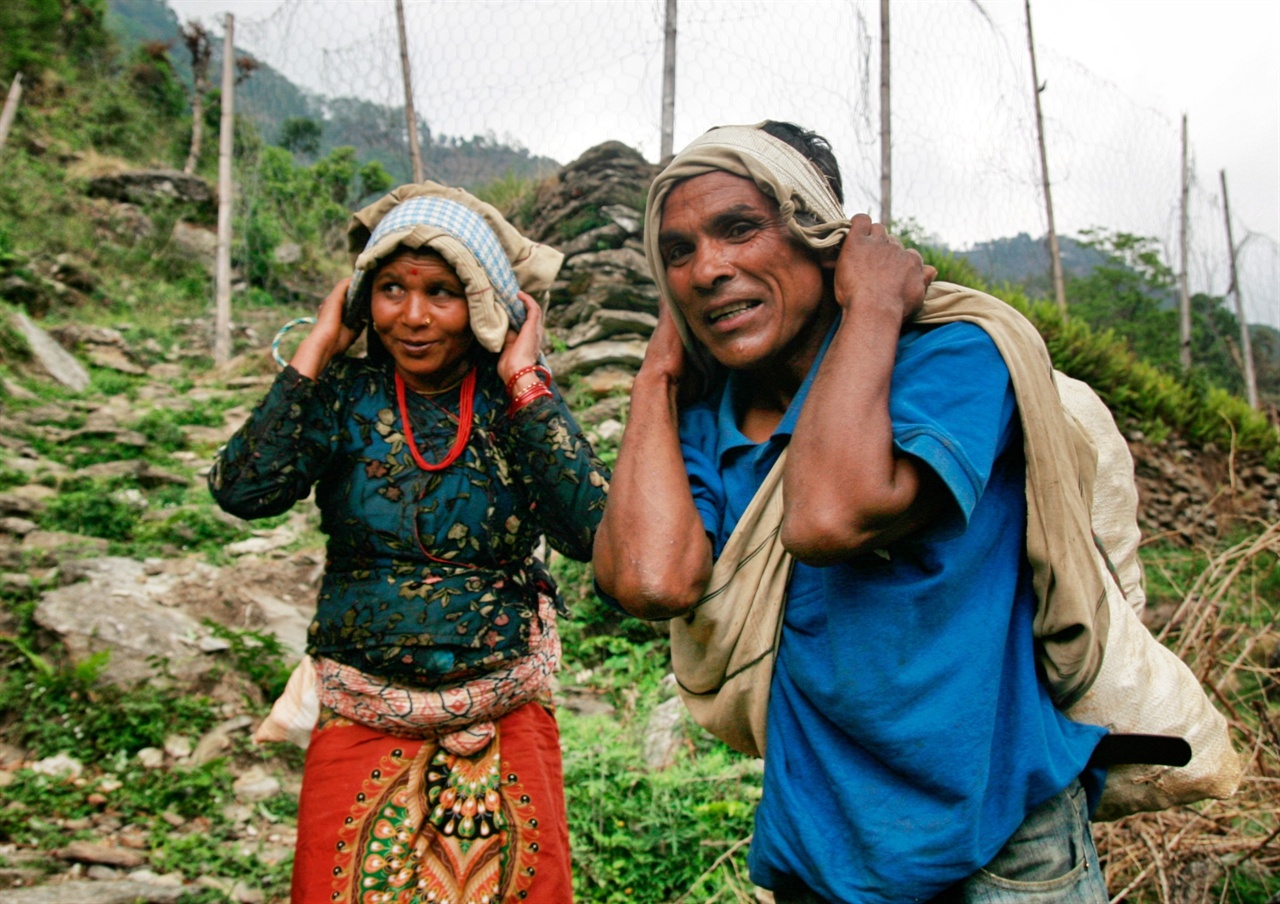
[{"x1": 663, "y1": 244, "x2": 691, "y2": 265}]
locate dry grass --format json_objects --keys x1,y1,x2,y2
[{"x1": 1096, "y1": 521, "x2": 1280, "y2": 903}]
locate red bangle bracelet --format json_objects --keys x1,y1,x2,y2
[
  {"x1": 504, "y1": 364, "x2": 552, "y2": 398},
  {"x1": 507, "y1": 381, "x2": 553, "y2": 416}
]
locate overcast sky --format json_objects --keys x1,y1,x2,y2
[{"x1": 167, "y1": 0, "x2": 1279, "y2": 326}]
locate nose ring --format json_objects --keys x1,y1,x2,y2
[{"x1": 423, "y1": 316, "x2": 433, "y2": 327}]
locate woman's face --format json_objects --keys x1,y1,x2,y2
[{"x1": 369, "y1": 248, "x2": 475, "y2": 393}]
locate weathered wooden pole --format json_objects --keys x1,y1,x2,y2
[
  {"x1": 214, "y1": 14, "x2": 236, "y2": 366},
  {"x1": 879, "y1": 0, "x2": 891, "y2": 225},
  {"x1": 1024, "y1": 0, "x2": 1067, "y2": 318},
  {"x1": 1220, "y1": 170, "x2": 1258, "y2": 409},
  {"x1": 395, "y1": 0, "x2": 425, "y2": 183},
  {"x1": 1178, "y1": 115, "x2": 1191, "y2": 371},
  {"x1": 660, "y1": 0, "x2": 677, "y2": 165},
  {"x1": 0, "y1": 73, "x2": 24, "y2": 155}
]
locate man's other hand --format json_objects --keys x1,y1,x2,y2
[{"x1": 834, "y1": 214, "x2": 937, "y2": 323}]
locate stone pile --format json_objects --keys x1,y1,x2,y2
[{"x1": 523, "y1": 142, "x2": 660, "y2": 400}]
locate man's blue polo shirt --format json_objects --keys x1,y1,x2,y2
[{"x1": 678, "y1": 320, "x2": 1105, "y2": 903}]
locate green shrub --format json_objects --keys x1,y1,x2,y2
[
  {"x1": 41, "y1": 483, "x2": 143, "y2": 540},
  {"x1": 564, "y1": 711, "x2": 760, "y2": 903}
]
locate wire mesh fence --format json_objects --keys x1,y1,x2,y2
[{"x1": 177, "y1": 0, "x2": 1278, "y2": 330}]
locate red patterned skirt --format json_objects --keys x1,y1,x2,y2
[{"x1": 292, "y1": 702, "x2": 573, "y2": 903}]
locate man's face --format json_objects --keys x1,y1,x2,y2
[{"x1": 657, "y1": 171, "x2": 832, "y2": 373}]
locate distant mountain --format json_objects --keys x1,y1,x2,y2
[
  {"x1": 950, "y1": 233, "x2": 1109, "y2": 290},
  {"x1": 104, "y1": 0, "x2": 559, "y2": 188}
]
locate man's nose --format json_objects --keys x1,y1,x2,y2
[{"x1": 690, "y1": 241, "x2": 733, "y2": 292}]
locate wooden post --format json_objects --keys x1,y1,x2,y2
[
  {"x1": 1024, "y1": 0, "x2": 1067, "y2": 318},
  {"x1": 1178, "y1": 115, "x2": 1192, "y2": 371},
  {"x1": 396, "y1": 0, "x2": 425, "y2": 183},
  {"x1": 1220, "y1": 170, "x2": 1258, "y2": 409},
  {"x1": 0, "y1": 73, "x2": 24, "y2": 155},
  {"x1": 214, "y1": 14, "x2": 236, "y2": 366},
  {"x1": 879, "y1": 0, "x2": 891, "y2": 226},
  {"x1": 660, "y1": 0, "x2": 677, "y2": 165}
]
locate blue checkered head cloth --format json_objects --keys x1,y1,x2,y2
[{"x1": 344, "y1": 184, "x2": 563, "y2": 354}]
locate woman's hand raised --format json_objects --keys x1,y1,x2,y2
[
  {"x1": 498, "y1": 291, "x2": 546, "y2": 396},
  {"x1": 290, "y1": 278, "x2": 360, "y2": 380}
]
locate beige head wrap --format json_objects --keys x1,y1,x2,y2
[
  {"x1": 642, "y1": 123, "x2": 851, "y2": 361},
  {"x1": 345, "y1": 182, "x2": 563, "y2": 354}
]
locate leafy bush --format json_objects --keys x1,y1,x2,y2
[
  {"x1": 564, "y1": 711, "x2": 760, "y2": 903},
  {"x1": 40, "y1": 482, "x2": 144, "y2": 541},
  {"x1": 203, "y1": 621, "x2": 293, "y2": 701},
  {"x1": 0, "y1": 649, "x2": 219, "y2": 762}
]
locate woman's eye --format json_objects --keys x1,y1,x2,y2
[{"x1": 727, "y1": 221, "x2": 756, "y2": 239}]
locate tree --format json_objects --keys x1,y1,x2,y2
[
  {"x1": 280, "y1": 116, "x2": 322, "y2": 158},
  {"x1": 180, "y1": 20, "x2": 211, "y2": 174}
]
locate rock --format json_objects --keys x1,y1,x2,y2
[
  {"x1": 96, "y1": 201, "x2": 154, "y2": 244},
  {"x1": 578, "y1": 366, "x2": 636, "y2": 398},
  {"x1": 145, "y1": 363, "x2": 184, "y2": 382},
  {"x1": 558, "y1": 222, "x2": 628, "y2": 257},
  {"x1": 273, "y1": 242, "x2": 302, "y2": 265},
  {"x1": 2, "y1": 378, "x2": 38, "y2": 400},
  {"x1": 33, "y1": 557, "x2": 223, "y2": 686},
  {"x1": 168, "y1": 222, "x2": 217, "y2": 273},
  {"x1": 591, "y1": 418, "x2": 624, "y2": 445},
  {"x1": 86, "y1": 169, "x2": 214, "y2": 209},
  {"x1": 0, "y1": 491, "x2": 46, "y2": 516},
  {"x1": 0, "y1": 879, "x2": 188, "y2": 903},
  {"x1": 232, "y1": 765, "x2": 281, "y2": 802},
  {"x1": 31, "y1": 753, "x2": 83, "y2": 778},
  {"x1": 162, "y1": 735, "x2": 193, "y2": 760},
  {"x1": 136, "y1": 748, "x2": 165, "y2": 769},
  {"x1": 0, "y1": 517, "x2": 37, "y2": 536},
  {"x1": 547, "y1": 339, "x2": 648, "y2": 378},
  {"x1": 7, "y1": 310, "x2": 90, "y2": 391},
  {"x1": 565, "y1": 309, "x2": 657, "y2": 348},
  {"x1": 23, "y1": 531, "x2": 110, "y2": 561},
  {"x1": 85, "y1": 346, "x2": 146, "y2": 376},
  {"x1": 0, "y1": 572, "x2": 33, "y2": 593},
  {"x1": 189, "y1": 715, "x2": 255, "y2": 766},
  {"x1": 50, "y1": 254, "x2": 98, "y2": 294},
  {"x1": 57, "y1": 842, "x2": 146, "y2": 869},
  {"x1": 642, "y1": 696, "x2": 686, "y2": 769}
]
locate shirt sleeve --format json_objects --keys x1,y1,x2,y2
[
  {"x1": 207, "y1": 365, "x2": 341, "y2": 520},
  {"x1": 889, "y1": 322, "x2": 1019, "y2": 535},
  {"x1": 504, "y1": 382, "x2": 611, "y2": 562},
  {"x1": 678, "y1": 401, "x2": 728, "y2": 557}
]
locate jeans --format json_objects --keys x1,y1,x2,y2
[{"x1": 772, "y1": 780, "x2": 1109, "y2": 904}]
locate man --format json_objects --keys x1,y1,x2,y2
[{"x1": 592, "y1": 121, "x2": 1110, "y2": 903}]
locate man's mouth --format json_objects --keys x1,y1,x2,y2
[{"x1": 707, "y1": 300, "x2": 760, "y2": 324}]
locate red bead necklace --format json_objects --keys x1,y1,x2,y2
[{"x1": 394, "y1": 368, "x2": 476, "y2": 472}]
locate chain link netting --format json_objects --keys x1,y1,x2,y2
[{"x1": 205, "y1": 0, "x2": 1276, "y2": 329}]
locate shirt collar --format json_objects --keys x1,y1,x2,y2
[{"x1": 711, "y1": 315, "x2": 841, "y2": 462}]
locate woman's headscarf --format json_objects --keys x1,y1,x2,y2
[
  {"x1": 344, "y1": 182, "x2": 563, "y2": 354},
  {"x1": 641, "y1": 123, "x2": 851, "y2": 372}
]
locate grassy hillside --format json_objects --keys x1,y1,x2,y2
[{"x1": 0, "y1": 5, "x2": 1276, "y2": 902}]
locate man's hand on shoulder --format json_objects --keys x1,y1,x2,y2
[{"x1": 833, "y1": 214, "x2": 937, "y2": 324}]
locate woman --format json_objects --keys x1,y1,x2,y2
[{"x1": 209, "y1": 182, "x2": 610, "y2": 903}]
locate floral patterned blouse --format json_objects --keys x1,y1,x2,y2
[{"x1": 208, "y1": 355, "x2": 610, "y2": 688}]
